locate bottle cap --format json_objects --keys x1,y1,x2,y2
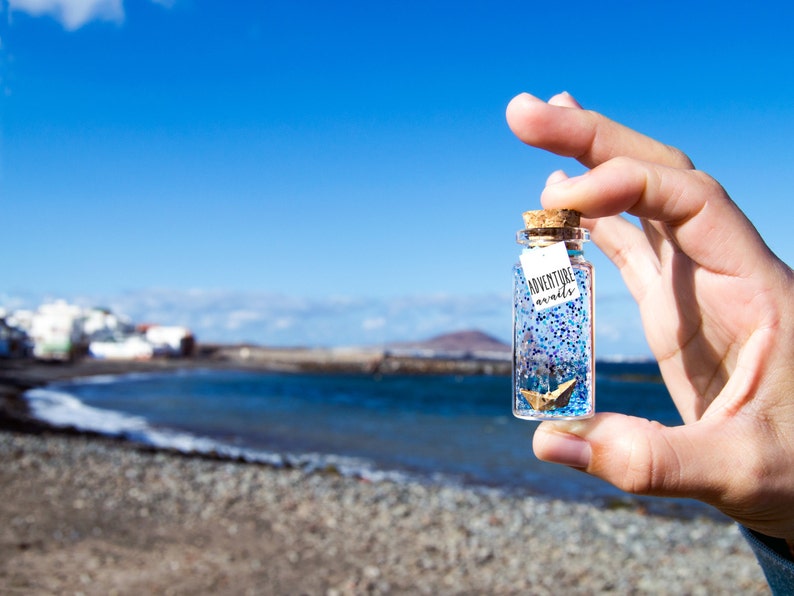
[{"x1": 522, "y1": 209, "x2": 581, "y2": 229}]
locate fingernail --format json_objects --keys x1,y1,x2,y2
[
  {"x1": 545, "y1": 169, "x2": 568, "y2": 185},
  {"x1": 508, "y1": 92, "x2": 542, "y2": 107},
  {"x1": 519, "y1": 92, "x2": 542, "y2": 102},
  {"x1": 547, "y1": 91, "x2": 583, "y2": 109},
  {"x1": 541, "y1": 173, "x2": 589, "y2": 204},
  {"x1": 534, "y1": 427, "x2": 591, "y2": 468},
  {"x1": 559, "y1": 91, "x2": 583, "y2": 107},
  {"x1": 555, "y1": 172, "x2": 590, "y2": 186}
]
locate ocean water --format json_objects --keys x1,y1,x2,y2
[{"x1": 24, "y1": 361, "x2": 686, "y2": 505}]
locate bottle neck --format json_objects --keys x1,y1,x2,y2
[{"x1": 516, "y1": 227, "x2": 589, "y2": 256}]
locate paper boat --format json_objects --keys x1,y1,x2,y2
[{"x1": 520, "y1": 378, "x2": 577, "y2": 411}]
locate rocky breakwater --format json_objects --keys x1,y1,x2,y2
[
  {"x1": 206, "y1": 330, "x2": 513, "y2": 377},
  {"x1": 208, "y1": 345, "x2": 510, "y2": 376}
]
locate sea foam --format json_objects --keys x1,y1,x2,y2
[{"x1": 23, "y1": 384, "x2": 409, "y2": 485}]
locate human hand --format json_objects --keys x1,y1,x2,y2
[{"x1": 506, "y1": 91, "x2": 794, "y2": 539}]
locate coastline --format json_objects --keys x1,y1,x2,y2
[
  {"x1": 0, "y1": 358, "x2": 220, "y2": 436},
  {"x1": 0, "y1": 357, "x2": 769, "y2": 593},
  {"x1": 0, "y1": 350, "x2": 509, "y2": 438}
]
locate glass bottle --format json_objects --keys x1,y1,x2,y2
[{"x1": 512, "y1": 209, "x2": 595, "y2": 420}]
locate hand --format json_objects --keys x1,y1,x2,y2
[{"x1": 506, "y1": 91, "x2": 794, "y2": 539}]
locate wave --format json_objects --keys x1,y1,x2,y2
[
  {"x1": 53, "y1": 368, "x2": 215, "y2": 387},
  {"x1": 22, "y1": 385, "x2": 411, "y2": 484}
]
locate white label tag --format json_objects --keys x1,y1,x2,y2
[{"x1": 519, "y1": 242, "x2": 581, "y2": 310}]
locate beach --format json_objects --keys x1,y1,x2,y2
[{"x1": 0, "y1": 360, "x2": 770, "y2": 594}]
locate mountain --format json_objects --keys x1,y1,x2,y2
[{"x1": 388, "y1": 330, "x2": 510, "y2": 354}]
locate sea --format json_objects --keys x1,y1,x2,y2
[{"x1": 24, "y1": 360, "x2": 704, "y2": 514}]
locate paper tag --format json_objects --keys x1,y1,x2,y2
[{"x1": 519, "y1": 242, "x2": 581, "y2": 310}]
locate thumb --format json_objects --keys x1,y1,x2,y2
[{"x1": 532, "y1": 413, "x2": 725, "y2": 500}]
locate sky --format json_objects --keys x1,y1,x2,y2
[{"x1": 1, "y1": 0, "x2": 792, "y2": 356}]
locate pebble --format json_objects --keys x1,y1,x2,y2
[{"x1": 0, "y1": 431, "x2": 770, "y2": 594}]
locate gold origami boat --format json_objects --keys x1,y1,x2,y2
[{"x1": 520, "y1": 378, "x2": 577, "y2": 411}]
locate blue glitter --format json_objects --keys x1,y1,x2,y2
[{"x1": 512, "y1": 250, "x2": 595, "y2": 420}]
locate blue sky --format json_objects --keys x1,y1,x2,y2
[{"x1": 2, "y1": 0, "x2": 792, "y2": 355}]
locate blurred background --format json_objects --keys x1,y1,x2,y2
[{"x1": 2, "y1": 0, "x2": 792, "y2": 357}]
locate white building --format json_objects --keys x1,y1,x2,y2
[
  {"x1": 143, "y1": 325, "x2": 195, "y2": 357},
  {"x1": 29, "y1": 301, "x2": 87, "y2": 361}
]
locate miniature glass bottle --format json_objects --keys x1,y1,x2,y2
[{"x1": 512, "y1": 209, "x2": 595, "y2": 420}]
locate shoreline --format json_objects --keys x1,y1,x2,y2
[
  {"x1": 0, "y1": 357, "x2": 713, "y2": 520},
  {"x1": 0, "y1": 358, "x2": 770, "y2": 593},
  {"x1": 0, "y1": 353, "x2": 511, "y2": 455}
]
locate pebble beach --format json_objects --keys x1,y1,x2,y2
[{"x1": 0, "y1": 360, "x2": 770, "y2": 594}]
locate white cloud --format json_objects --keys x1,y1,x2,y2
[
  {"x1": 272, "y1": 318, "x2": 294, "y2": 331},
  {"x1": 361, "y1": 317, "x2": 386, "y2": 331},
  {"x1": 0, "y1": 288, "x2": 652, "y2": 358},
  {"x1": 9, "y1": 0, "x2": 170, "y2": 30},
  {"x1": 224, "y1": 309, "x2": 264, "y2": 331},
  {"x1": 10, "y1": 0, "x2": 124, "y2": 30}
]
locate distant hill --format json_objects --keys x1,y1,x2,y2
[{"x1": 388, "y1": 330, "x2": 510, "y2": 354}]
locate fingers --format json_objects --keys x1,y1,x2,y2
[
  {"x1": 541, "y1": 157, "x2": 693, "y2": 221},
  {"x1": 532, "y1": 413, "x2": 728, "y2": 501},
  {"x1": 506, "y1": 92, "x2": 693, "y2": 170},
  {"x1": 548, "y1": 91, "x2": 582, "y2": 109},
  {"x1": 544, "y1": 169, "x2": 660, "y2": 297},
  {"x1": 540, "y1": 157, "x2": 768, "y2": 277},
  {"x1": 585, "y1": 215, "x2": 661, "y2": 301},
  {"x1": 544, "y1": 169, "x2": 566, "y2": 185}
]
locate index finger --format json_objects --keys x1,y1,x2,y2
[
  {"x1": 541, "y1": 156, "x2": 770, "y2": 278},
  {"x1": 506, "y1": 93, "x2": 694, "y2": 170}
]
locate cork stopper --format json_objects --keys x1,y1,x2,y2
[{"x1": 522, "y1": 209, "x2": 580, "y2": 229}]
